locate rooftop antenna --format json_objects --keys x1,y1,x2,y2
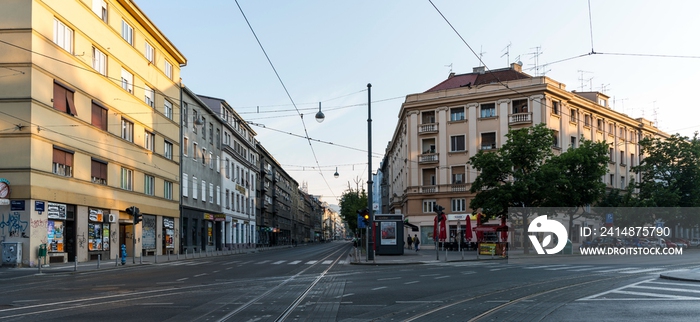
[
  {"x1": 577, "y1": 70, "x2": 593, "y2": 91},
  {"x1": 478, "y1": 45, "x2": 487, "y2": 66},
  {"x1": 445, "y1": 63, "x2": 453, "y2": 73},
  {"x1": 528, "y1": 46, "x2": 543, "y2": 76},
  {"x1": 587, "y1": 76, "x2": 594, "y2": 91},
  {"x1": 613, "y1": 97, "x2": 628, "y2": 113},
  {"x1": 541, "y1": 63, "x2": 552, "y2": 76},
  {"x1": 501, "y1": 42, "x2": 512, "y2": 65},
  {"x1": 652, "y1": 101, "x2": 659, "y2": 127},
  {"x1": 598, "y1": 83, "x2": 611, "y2": 93}
]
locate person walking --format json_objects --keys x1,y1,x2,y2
[
  {"x1": 407, "y1": 235, "x2": 413, "y2": 250},
  {"x1": 414, "y1": 234, "x2": 420, "y2": 252}
]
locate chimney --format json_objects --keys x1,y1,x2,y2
[
  {"x1": 511, "y1": 62, "x2": 522, "y2": 72},
  {"x1": 448, "y1": 72, "x2": 456, "y2": 79},
  {"x1": 472, "y1": 66, "x2": 485, "y2": 74}
]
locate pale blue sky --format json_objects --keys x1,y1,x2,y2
[{"x1": 136, "y1": 0, "x2": 700, "y2": 203}]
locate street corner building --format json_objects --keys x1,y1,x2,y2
[
  {"x1": 0, "y1": 0, "x2": 186, "y2": 267},
  {"x1": 380, "y1": 63, "x2": 668, "y2": 250}
]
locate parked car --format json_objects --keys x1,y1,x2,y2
[
  {"x1": 689, "y1": 238, "x2": 700, "y2": 247},
  {"x1": 672, "y1": 239, "x2": 688, "y2": 248},
  {"x1": 660, "y1": 238, "x2": 677, "y2": 248}
]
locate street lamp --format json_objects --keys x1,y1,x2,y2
[
  {"x1": 315, "y1": 102, "x2": 325, "y2": 123},
  {"x1": 334, "y1": 167, "x2": 339, "y2": 178},
  {"x1": 366, "y1": 83, "x2": 374, "y2": 261}
]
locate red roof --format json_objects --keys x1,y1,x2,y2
[{"x1": 425, "y1": 68, "x2": 531, "y2": 93}]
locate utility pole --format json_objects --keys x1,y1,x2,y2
[{"x1": 366, "y1": 83, "x2": 374, "y2": 261}]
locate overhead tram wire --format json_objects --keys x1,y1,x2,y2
[{"x1": 235, "y1": 0, "x2": 336, "y2": 200}]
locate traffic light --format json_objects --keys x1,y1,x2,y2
[
  {"x1": 126, "y1": 206, "x2": 142, "y2": 225},
  {"x1": 358, "y1": 209, "x2": 370, "y2": 227}
]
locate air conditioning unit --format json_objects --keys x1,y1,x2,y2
[
  {"x1": 108, "y1": 214, "x2": 117, "y2": 223},
  {"x1": 2, "y1": 242, "x2": 22, "y2": 267}
]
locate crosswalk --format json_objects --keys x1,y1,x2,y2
[
  {"x1": 579, "y1": 278, "x2": 700, "y2": 301},
  {"x1": 426, "y1": 261, "x2": 684, "y2": 275},
  {"x1": 157, "y1": 259, "x2": 344, "y2": 267}
]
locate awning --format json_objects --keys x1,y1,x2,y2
[{"x1": 404, "y1": 222, "x2": 419, "y2": 232}]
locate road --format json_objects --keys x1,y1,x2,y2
[{"x1": 1, "y1": 242, "x2": 699, "y2": 321}]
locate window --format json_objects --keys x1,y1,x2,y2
[
  {"x1": 202, "y1": 148, "x2": 207, "y2": 165},
  {"x1": 620, "y1": 150, "x2": 625, "y2": 165},
  {"x1": 570, "y1": 109, "x2": 578, "y2": 123},
  {"x1": 182, "y1": 173, "x2": 188, "y2": 197},
  {"x1": 53, "y1": 82, "x2": 78, "y2": 116},
  {"x1": 216, "y1": 128, "x2": 220, "y2": 149},
  {"x1": 164, "y1": 100, "x2": 173, "y2": 119},
  {"x1": 144, "y1": 85, "x2": 154, "y2": 107},
  {"x1": 192, "y1": 110, "x2": 198, "y2": 133},
  {"x1": 631, "y1": 153, "x2": 635, "y2": 167},
  {"x1": 121, "y1": 167, "x2": 133, "y2": 190},
  {"x1": 121, "y1": 20, "x2": 133, "y2": 45},
  {"x1": 451, "y1": 198, "x2": 466, "y2": 212},
  {"x1": 92, "y1": 0, "x2": 108, "y2": 22},
  {"x1": 192, "y1": 176, "x2": 198, "y2": 199},
  {"x1": 209, "y1": 151, "x2": 213, "y2": 168},
  {"x1": 451, "y1": 166, "x2": 465, "y2": 184},
  {"x1": 609, "y1": 174, "x2": 615, "y2": 187},
  {"x1": 225, "y1": 158, "x2": 230, "y2": 178},
  {"x1": 121, "y1": 118, "x2": 133, "y2": 142},
  {"x1": 209, "y1": 123, "x2": 214, "y2": 144},
  {"x1": 202, "y1": 118, "x2": 206, "y2": 140},
  {"x1": 121, "y1": 68, "x2": 133, "y2": 93},
  {"x1": 52, "y1": 147, "x2": 73, "y2": 177},
  {"x1": 183, "y1": 102, "x2": 188, "y2": 128},
  {"x1": 216, "y1": 186, "x2": 220, "y2": 206},
  {"x1": 92, "y1": 47, "x2": 106, "y2": 75},
  {"x1": 569, "y1": 136, "x2": 576, "y2": 148},
  {"x1": 53, "y1": 18, "x2": 73, "y2": 53},
  {"x1": 225, "y1": 189, "x2": 230, "y2": 209},
  {"x1": 512, "y1": 99, "x2": 528, "y2": 114},
  {"x1": 216, "y1": 156, "x2": 220, "y2": 173},
  {"x1": 144, "y1": 175, "x2": 155, "y2": 196},
  {"x1": 183, "y1": 137, "x2": 189, "y2": 156},
  {"x1": 422, "y1": 200, "x2": 437, "y2": 213},
  {"x1": 145, "y1": 42, "x2": 155, "y2": 63},
  {"x1": 450, "y1": 135, "x2": 466, "y2": 152},
  {"x1": 193, "y1": 142, "x2": 198, "y2": 160},
  {"x1": 450, "y1": 107, "x2": 465, "y2": 121},
  {"x1": 165, "y1": 60, "x2": 173, "y2": 79},
  {"x1": 144, "y1": 131, "x2": 154, "y2": 151},
  {"x1": 91, "y1": 159, "x2": 107, "y2": 184},
  {"x1": 584, "y1": 114, "x2": 591, "y2": 127},
  {"x1": 621, "y1": 176, "x2": 626, "y2": 189},
  {"x1": 201, "y1": 180, "x2": 206, "y2": 201},
  {"x1": 209, "y1": 183, "x2": 214, "y2": 203},
  {"x1": 480, "y1": 103, "x2": 496, "y2": 118},
  {"x1": 91, "y1": 101, "x2": 107, "y2": 131},
  {"x1": 597, "y1": 118, "x2": 603, "y2": 130},
  {"x1": 481, "y1": 132, "x2": 496, "y2": 150},
  {"x1": 164, "y1": 141, "x2": 173, "y2": 160},
  {"x1": 619, "y1": 127, "x2": 626, "y2": 140},
  {"x1": 552, "y1": 101, "x2": 560, "y2": 115},
  {"x1": 164, "y1": 181, "x2": 173, "y2": 200},
  {"x1": 609, "y1": 148, "x2": 615, "y2": 162},
  {"x1": 552, "y1": 130, "x2": 560, "y2": 148}
]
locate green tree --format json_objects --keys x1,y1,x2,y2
[
  {"x1": 544, "y1": 138, "x2": 610, "y2": 239},
  {"x1": 469, "y1": 124, "x2": 558, "y2": 253},
  {"x1": 338, "y1": 184, "x2": 368, "y2": 235}
]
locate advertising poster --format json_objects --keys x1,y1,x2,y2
[
  {"x1": 103, "y1": 226, "x2": 110, "y2": 251},
  {"x1": 47, "y1": 202, "x2": 66, "y2": 220},
  {"x1": 380, "y1": 221, "x2": 397, "y2": 245},
  {"x1": 163, "y1": 217, "x2": 174, "y2": 249},
  {"x1": 142, "y1": 215, "x2": 156, "y2": 250},
  {"x1": 47, "y1": 220, "x2": 64, "y2": 252}
]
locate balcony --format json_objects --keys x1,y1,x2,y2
[
  {"x1": 509, "y1": 112, "x2": 532, "y2": 125},
  {"x1": 418, "y1": 123, "x2": 438, "y2": 134},
  {"x1": 420, "y1": 185, "x2": 438, "y2": 193},
  {"x1": 451, "y1": 184, "x2": 467, "y2": 192},
  {"x1": 418, "y1": 153, "x2": 438, "y2": 164}
]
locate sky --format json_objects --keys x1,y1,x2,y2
[{"x1": 135, "y1": 0, "x2": 700, "y2": 205}]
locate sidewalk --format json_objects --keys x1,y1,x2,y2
[{"x1": 349, "y1": 247, "x2": 504, "y2": 265}]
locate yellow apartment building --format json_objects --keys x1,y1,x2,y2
[
  {"x1": 383, "y1": 63, "x2": 667, "y2": 248},
  {"x1": 0, "y1": 0, "x2": 186, "y2": 266}
]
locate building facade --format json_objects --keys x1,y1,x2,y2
[
  {"x1": 0, "y1": 0, "x2": 186, "y2": 266},
  {"x1": 179, "y1": 87, "x2": 223, "y2": 252},
  {"x1": 383, "y1": 63, "x2": 667, "y2": 248},
  {"x1": 256, "y1": 143, "x2": 298, "y2": 245}
]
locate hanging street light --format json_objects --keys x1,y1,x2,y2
[
  {"x1": 315, "y1": 102, "x2": 325, "y2": 123},
  {"x1": 334, "y1": 167, "x2": 339, "y2": 178}
]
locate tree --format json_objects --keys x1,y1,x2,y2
[
  {"x1": 544, "y1": 138, "x2": 610, "y2": 239},
  {"x1": 469, "y1": 124, "x2": 558, "y2": 253},
  {"x1": 338, "y1": 183, "x2": 368, "y2": 235}
]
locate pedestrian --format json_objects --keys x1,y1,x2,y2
[
  {"x1": 407, "y1": 235, "x2": 413, "y2": 250},
  {"x1": 414, "y1": 234, "x2": 420, "y2": 252}
]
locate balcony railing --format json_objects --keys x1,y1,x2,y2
[
  {"x1": 418, "y1": 123, "x2": 438, "y2": 134},
  {"x1": 418, "y1": 153, "x2": 438, "y2": 164},
  {"x1": 451, "y1": 184, "x2": 467, "y2": 192},
  {"x1": 509, "y1": 112, "x2": 532, "y2": 125},
  {"x1": 420, "y1": 185, "x2": 437, "y2": 193}
]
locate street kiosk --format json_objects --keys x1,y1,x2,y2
[{"x1": 373, "y1": 214, "x2": 404, "y2": 255}]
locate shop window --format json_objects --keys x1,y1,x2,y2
[
  {"x1": 53, "y1": 81, "x2": 78, "y2": 116},
  {"x1": 52, "y1": 147, "x2": 73, "y2": 177}
]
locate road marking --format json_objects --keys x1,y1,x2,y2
[
  {"x1": 434, "y1": 276, "x2": 450, "y2": 279},
  {"x1": 404, "y1": 281, "x2": 420, "y2": 284},
  {"x1": 490, "y1": 268, "x2": 510, "y2": 271},
  {"x1": 288, "y1": 260, "x2": 301, "y2": 265},
  {"x1": 590, "y1": 267, "x2": 639, "y2": 273},
  {"x1": 305, "y1": 260, "x2": 317, "y2": 265},
  {"x1": 620, "y1": 268, "x2": 665, "y2": 274},
  {"x1": 372, "y1": 286, "x2": 387, "y2": 291},
  {"x1": 322, "y1": 260, "x2": 333, "y2": 265},
  {"x1": 630, "y1": 285, "x2": 700, "y2": 294},
  {"x1": 226, "y1": 267, "x2": 233, "y2": 270},
  {"x1": 255, "y1": 260, "x2": 271, "y2": 265},
  {"x1": 378, "y1": 277, "x2": 401, "y2": 281},
  {"x1": 523, "y1": 264, "x2": 567, "y2": 269},
  {"x1": 194, "y1": 273, "x2": 207, "y2": 277},
  {"x1": 12, "y1": 300, "x2": 39, "y2": 303},
  {"x1": 135, "y1": 303, "x2": 173, "y2": 306},
  {"x1": 240, "y1": 260, "x2": 254, "y2": 265},
  {"x1": 546, "y1": 266, "x2": 588, "y2": 271},
  {"x1": 176, "y1": 278, "x2": 188, "y2": 281},
  {"x1": 396, "y1": 301, "x2": 443, "y2": 303},
  {"x1": 335, "y1": 293, "x2": 354, "y2": 298},
  {"x1": 420, "y1": 274, "x2": 440, "y2": 277},
  {"x1": 272, "y1": 260, "x2": 286, "y2": 264},
  {"x1": 569, "y1": 266, "x2": 614, "y2": 272},
  {"x1": 222, "y1": 261, "x2": 240, "y2": 265}
]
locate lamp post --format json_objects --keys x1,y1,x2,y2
[{"x1": 366, "y1": 83, "x2": 374, "y2": 261}]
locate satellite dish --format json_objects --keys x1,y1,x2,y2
[{"x1": 516, "y1": 61, "x2": 523, "y2": 66}]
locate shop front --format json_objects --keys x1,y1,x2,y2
[
  {"x1": 47, "y1": 202, "x2": 71, "y2": 263},
  {"x1": 162, "y1": 217, "x2": 175, "y2": 254},
  {"x1": 87, "y1": 208, "x2": 110, "y2": 260},
  {"x1": 141, "y1": 214, "x2": 157, "y2": 256},
  {"x1": 203, "y1": 213, "x2": 215, "y2": 251}
]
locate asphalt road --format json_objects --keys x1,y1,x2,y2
[{"x1": 1, "y1": 242, "x2": 699, "y2": 321}]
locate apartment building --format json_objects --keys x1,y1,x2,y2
[
  {"x1": 256, "y1": 143, "x2": 298, "y2": 245},
  {"x1": 0, "y1": 0, "x2": 186, "y2": 265},
  {"x1": 198, "y1": 95, "x2": 258, "y2": 249},
  {"x1": 382, "y1": 63, "x2": 666, "y2": 247},
  {"x1": 180, "y1": 87, "x2": 223, "y2": 252}
]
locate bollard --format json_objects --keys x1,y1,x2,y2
[
  {"x1": 168, "y1": 250, "x2": 170, "y2": 261},
  {"x1": 185, "y1": 249, "x2": 188, "y2": 259},
  {"x1": 98, "y1": 255, "x2": 101, "y2": 269},
  {"x1": 200, "y1": 248, "x2": 202, "y2": 258},
  {"x1": 74, "y1": 256, "x2": 78, "y2": 271},
  {"x1": 154, "y1": 252, "x2": 157, "y2": 263},
  {"x1": 177, "y1": 251, "x2": 179, "y2": 260},
  {"x1": 116, "y1": 255, "x2": 119, "y2": 267},
  {"x1": 140, "y1": 255, "x2": 143, "y2": 264}
]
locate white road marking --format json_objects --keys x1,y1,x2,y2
[
  {"x1": 377, "y1": 277, "x2": 401, "y2": 281},
  {"x1": 272, "y1": 260, "x2": 286, "y2": 264},
  {"x1": 372, "y1": 286, "x2": 387, "y2": 291},
  {"x1": 305, "y1": 260, "x2": 317, "y2": 265},
  {"x1": 404, "y1": 281, "x2": 420, "y2": 285},
  {"x1": 194, "y1": 273, "x2": 207, "y2": 277},
  {"x1": 322, "y1": 260, "x2": 333, "y2": 265},
  {"x1": 569, "y1": 266, "x2": 614, "y2": 272},
  {"x1": 176, "y1": 278, "x2": 188, "y2": 281},
  {"x1": 255, "y1": 260, "x2": 271, "y2": 265},
  {"x1": 434, "y1": 276, "x2": 450, "y2": 279},
  {"x1": 546, "y1": 266, "x2": 587, "y2": 271},
  {"x1": 288, "y1": 260, "x2": 301, "y2": 265},
  {"x1": 620, "y1": 268, "x2": 665, "y2": 274},
  {"x1": 523, "y1": 264, "x2": 567, "y2": 269}
]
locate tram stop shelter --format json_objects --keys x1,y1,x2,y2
[{"x1": 374, "y1": 214, "x2": 404, "y2": 255}]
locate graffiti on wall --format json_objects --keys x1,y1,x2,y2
[{"x1": 0, "y1": 212, "x2": 28, "y2": 238}]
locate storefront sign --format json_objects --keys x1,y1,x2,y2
[
  {"x1": 214, "y1": 214, "x2": 226, "y2": 222},
  {"x1": 163, "y1": 217, "x2": 174, "y2": 229},
  {"x1": 10, "y1": 200, "x2": 25, "y2": 211},
  {"x1": 88, "y1": 209, "x2": 103, "y2": 222},
  {"x1": 47, "y1": 202, "x2": 67, "y2": 220},
  {"x1": 235, "y1": 184, "x2": 246, "y2": 194},
  {"x1": 204, "y1": 213, "x2": 214, "y2": 221},
  {"x1": 448, "y1": 214, "x2": 469, "y2": 221}
]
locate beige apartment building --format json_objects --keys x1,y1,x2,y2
[
  {"x1": 0, "y1": 0, "x2": 185, "y2": 266},
  {"x1": 383, "y1": 63, "x2": 666, "y2": 247}
]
